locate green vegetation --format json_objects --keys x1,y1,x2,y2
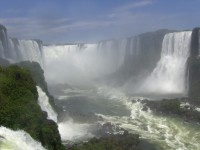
[
  {"x1": 0, "y1": 65, "x2": 65, "y2": 150},
  {"x1": 70, "y1": 133, "x2": 139, "y2": 150},
  {"x1": 16, "y1": 61, "x2": 57, "y2": 111}
]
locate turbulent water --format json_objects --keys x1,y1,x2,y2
[
  {"x1": 58, "y1": 119, "x2": 95, "y2": 142},
  {"x1": 1, "y1": 27, "x2": 199, "y2": 149},
  {"x1": 37, "y1": 86, "x2": 58, "y2": 122},
  {"x1": 98, "y1": 87, "x2": 200, "y2": 150},
  {"x1": 54, "y1": 86, "x2": 200, "y2": 150},
  {"x1": 138, "y1": 31, "x2": 192, "y2": 95},
  {"x1": 46, "y1": 31, "x2": 200, "y2": 150},
  {"x1": 0, "y1": 126, "x2": 45, "y2": 150}
]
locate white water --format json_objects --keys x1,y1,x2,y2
[
  {"x1": 37, "y1": 86, "x2": 58, "y2": 122},
  {"x1": 0, "y1": 126, "x2": 45, "y2": 150},
  {"x1": 138, "y1": 31, "x2": 192, "y2": 95},
  {"x1": 0, "y1": 41, "x2": 4, "y2": 58},
  {"x1": 8, "y1": 39, "x2": 43, "y2": 66},
  {"x1": 0, "y1": 29, "x2": 7, "y2": 58},
  {"x1": 54, "y1": 85, "x2": 200, "y2": 149},
  {"x1": 129, "y1": 37, "x2": 140, "y2": 56},
  {"x1": 43, "y1": 30, "x2": 197, "y2": 149},
  {"x1": 58, "y1": 119, "x2": 94, "y2": 142},
  {"x1": 95, "y1": 86, "x2": 200, "y2": 150},
  {"x1": 43, "y1": 41, "x2": 128, "y2": 85}
]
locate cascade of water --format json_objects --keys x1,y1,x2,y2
[
  {"x1": 118, "y1": 39, "x2": 128, "y2": 67},
  {"x1": 0, "y1": 29, "x2": 8, "y2": 58},
  {"x1": 8, "y1": 39, "x2": 18, "y2": 61},
  {"x1": 129, "y1": 37, "x2": 140, "y2": 56},
  {"x1": 0, "y1": 41, "x2": 4, "y2": 58},
  {"x1": 7, "y1": 39, "x2": 43, "y2": 66},
  {"x1": 0, "y1": 126, "x2": 45, "y2": 150},
  {"x1": 43, "y1": 41, "x2": 129, "y2": 84},
  {"x1": 2, "y1": 30, "x2": 8, "y2": 54},
  {"x1": 18, "y1": 40, "x2": 43, "y2": 63},
  {"x1": 138, "y1": 31, "x2": 192, "y2": 95},
  {"x1": 37, "y1": 86, "x2": 57, "y2": 122}
]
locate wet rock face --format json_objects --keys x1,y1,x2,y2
[
  {"x1": 141, "y1": 98, "x2": 200, "y2": 123},
  {"x1": 0, "y1": 25, "x2": 9, "y2": 58},
  {"x1": 188, "y1": 28, "x2": 200, "y2": 104},
  {"x1": 188, "y1": 56, "x2": 200, "y2": 103},
  {"x1": 95, "y1": 122, "x2": 127, "y2": 137},
  {"x1": 68, "y1": 124, "x2": 140, "y2": 150},
  {"x1": 0, "y1": 65, "x2": 65, "y2": 150},
  {"x1": 190, "y1": 28, "x2": 200, "y2": 56}
]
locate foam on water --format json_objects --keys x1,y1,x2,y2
[
  {"x1": 0, "y1": 126, "x2": 45, "y2": 150},
  {"x1": 95, "y1": 86, "x2": 200, "y2": 150},
  {"x1": 58, "y1": 119, "x2": 94, "y2": 142}
]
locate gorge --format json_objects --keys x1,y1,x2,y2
[{"x1": 0, "y1": 24, "x2": 200, "y2": 150}]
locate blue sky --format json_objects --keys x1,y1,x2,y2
[{"x1": 0, "y1": 0, "x2": 200, "y2": 43}]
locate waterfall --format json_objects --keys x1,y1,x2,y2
[
  {"x1": 43, "y1": 41, "x2": 128, "y2": 84},
  {"x1": 37, "y1": 86, "x2": 57, "y2": 122},
  {"x1": 129, "y1": 37, "x2": 140, "y2": 56},
  {"x1": 138, "y1": 31, "x2": 192, "y2": 95},
  {"x1": 118, "y1": 39, "x2": 128, "y2": 67},
  {"x1": 0, "y1": 41, "x2": 4, "y2": 58},
  {"x1": 8, "y1": 39, "x2": 43, "y2": 66},
  {"x1": 0, "y1": 27, "x2": 8, "y2": 59},
  {"x1": 0, "y1": 126, "x2": 45, "y2": 150},
  {"x1": 0, "y1": 35, "x2": 43, "y2": 66}
]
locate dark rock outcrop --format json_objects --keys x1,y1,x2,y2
[
  {"x1": 188, "y1": 28, "x2": 200, "y2": 104},
  {"x1": 15, "y1": 61, "x2": 57, "y2": 111},
  {"x1": 141, "y1": 99, "x2": 200, "y2": 123},
  {"x1": 104, "y1": 29, "x2": 176, "y2": 85},
  {"x1": 0, "y1": 24, "x2": 9, "y2": 58},
  {"x1": 0, "y1": 57, "x2": 10, "y2": 66},
  {"x1": 69, "y1": 131, "x2": 140, "y2": 150}
]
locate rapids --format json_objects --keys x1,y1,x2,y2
[
  {"x1": 54, "y1": 85, "x2": 200, "y2": 150},
  {"x1": 0, "y1": 126, "x2": 45, "y2": 150}
]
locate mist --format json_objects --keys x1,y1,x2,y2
[
  {"x1": 132, "y1": 31, "x2": 192, "y2": 97},
  {"x1": 43, "y1": 41, "x2": 126, "y2": 87},
  {"x1": 1, "y1": 0, "x2": 200, "y2": 149},
  {"x1": 42, "y1": 30, "x2": 192, "y2": 98}
]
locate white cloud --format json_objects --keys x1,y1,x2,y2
[
  {"x1": 0, "y1": 17, "x2": 72, "y2": 38},
  {"x1": 114, "y1": 0, "x2": 153, "y2": 12},
  {"x1": 106, "y1": 1, "x2": 154, "y2": 23},
  {"x1": 0, "y1": 0, "x2": 197, "y2": 43},
  {"x1": 0, "y1": 15, "x2": 116, "y2": 40}
]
